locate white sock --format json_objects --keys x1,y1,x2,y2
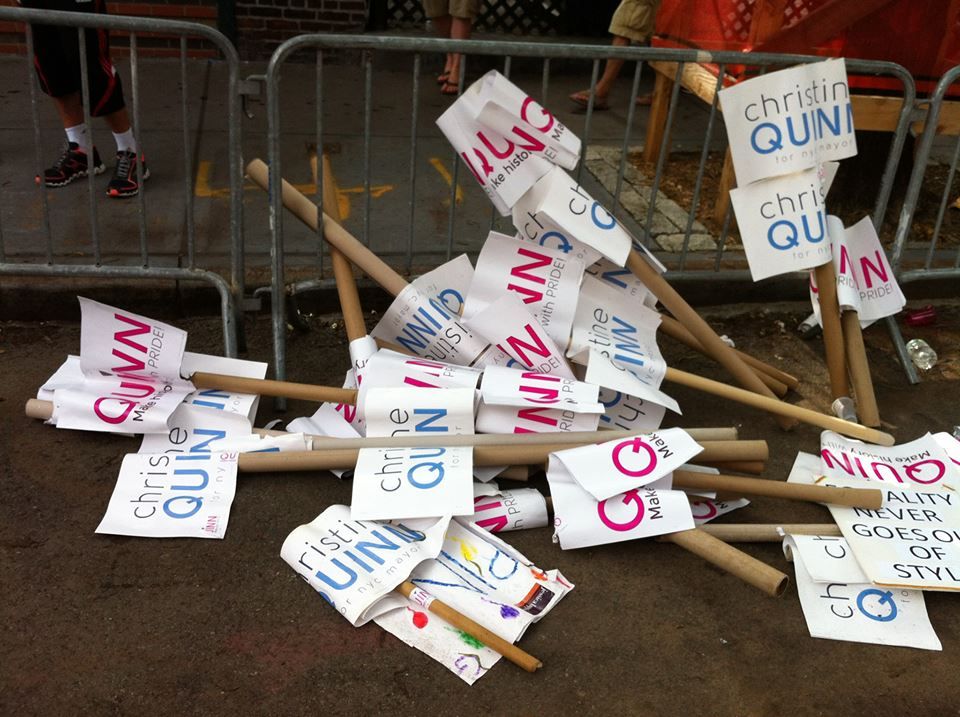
[
  {"x1": 65, "y1": 123, "x2": 89, "y2": 152},
  {"x1": 113, "y1": 129, "x2": 136, "y2": 154}
]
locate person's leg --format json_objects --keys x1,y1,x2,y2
[
  {"x1": 445, "y1": 15, "x2": 472, "y2": 85},
  {"x1": 430, "y1": 14, "x2": 454, "y2": 80},
  {"x1": 595, "y1": 35, "x2": 628, "y2": 98}
]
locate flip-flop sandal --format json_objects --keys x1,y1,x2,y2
[
  {"x1": 569, "y1": 90, "x2": 609, "y2": 111},
  {"x1": 635, "y1": 94, "x2": 653, "y2": 106},
  {"x1": 437, "y1": 72, "x2": 450, "y2": 85},
  {"x1": 441, "y1": 81, "x2": 461, "y2": 96}
]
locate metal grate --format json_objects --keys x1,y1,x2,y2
[
  {"x1": 720, "y1": 0, "x2": 816, "y2": 42},
  {"x1": 387, "y1": 0, "x2": 563, "y2": 35}
]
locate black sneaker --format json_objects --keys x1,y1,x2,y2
[
  {"x1": 106, "y1": 150, "x2": 149, "y2": 198},
  {"x1": 37, "y1": 142, "x2": 105, "y2": 188}
]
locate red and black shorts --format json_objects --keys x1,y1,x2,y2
[{"x1": 21, "y1": 0, "x2": 126, "y2": 117}]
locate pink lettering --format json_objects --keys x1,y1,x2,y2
[{"x1": 597, "y1": 490, "x2": 644, "y2": 531}]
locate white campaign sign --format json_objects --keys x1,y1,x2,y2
[
  {"x1": 547, "y1": 455, "x2": 694, "y2": 549},
  {"x1": 351, "y1": 445, "x2": 474, "y2": 520},
  {"x1": 138, "y1": 403, "x2": 252, "y2": 454},
  {"x1": 584, "y1": 257, "x2": 658, "y2": 309},
  {"x1": 465, "y1": 294, "x2": 575, "y2": 379},
  {"x1": 820, "y1": 430, "x2": 957, "y2": 490},
  {"x1": 370, "y1": 284, "x2": 488, "y2": 366},
  {"x1": 825, "y1": 477, "x2": 960, "y2": 591},
  {"x1": 464, "y1": 231, "x2": 584, "y2": 347},
  {"x1": 475, "y1": 401, "x2": 599, "y2": 435},
  {"x1": 690, "y1": 497, "x2": 751, "y2": 525},
  {"x1": 512, "y1": 165, "x2": 633, "y2": 266},
  {"x1": 54, "y1": 298, "x2": 196, "y2": 434},
  {"x1": 473, "y1": 70, "x2": 581, "y2": 169},
  {"x1": 363, "y1": 387, "x2": 475, "y2": 438},
  {"x1": 719, "y1": 58, "x2": 856, "y2": 185},
  {"x1": 569, "y1": 277, "x2": 666, "y2": 387},
  {"x1": 373, "y1": 518, "x2": 572, "y2": 684},
  {"x1": 411, "y1": 254, "x2": 476, "y2": 317},
  {"x1": 281, "y1": 506, "x2": 449, "y2": 626},
  {"x1": 348, "y1": 335, "x2": 378, "y2": 380},
  {"x1": 784, "y1": 534, "x2": 941, "y2": 650},
  {"x1": 479, "y1": 365, "x2": 602, "y2": 414},
  {"x1": 596, "y1": 387, "x2": 666, "y2": 433},
  {"x1": 358, "y1": 349, "x2": 481, "y2": 401},
  {"x1": 179, "y1": 351, "x2": 267, "y2": 423},
  {"x1": 582, "y1": 349, "x2": 680, "y2": 415},
  {"x1": 471, "y1": 488, "x2": 550, "y2": 533},
  {"x1": 552, "y1": 428, "x2": 703, "y2": 501},
  {"x1": 437, "y1": 79, "x2": 555, "y2": 215},
  {"x1": 786, "y1": 450, "x2": 823, "y2": 486},
  {"x1": 934, "y1": 432, "x2": 960, "y2": 472},
  {"x1": 809, "y1": 215, "x2": 862, "y2": 324},
  {"x1": 96, "y1": 451, "x2": 238, "y2": 539},
  {"x1": 729, "y1": 166, "x2": 833, "y2": 281},
  {"x1": 287, "y1": 402, "x2": 361, "y2": 479}
]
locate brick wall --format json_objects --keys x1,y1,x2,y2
[
  {"x1": 0, "y1": 0, "x2": 219, "y2": 58},
  {"x1": 236, "y1": 1, "x2": 369, "y2": 59}
]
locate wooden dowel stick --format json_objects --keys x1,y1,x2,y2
[
  {"x1": 396, "y1": 582, "x2": 541, "y2": 672},
  {"x1": 235, "y1": 439, "x2": 766, "y2": 473},
  {"x1": 498, "y1": 465, "x2": 531, "y2": 481},
  {"x1": 663, "y1": 367, "x2": 895, "y2": 445},
  {"x1": 699, "y1": 461, "x2": 765, "y2": 475},
  {"x1": 659, "y1": 315, "x2": 793, "y2": 396},
  {"x1": 660, "y1": 528, "x2": 790, "y2": 597},
  {"x1": 813, "y1": 261, "x2": 850, "y2": 401},
  {"x1": 842, "y1": 310, "x2": 881, "y2": 428},
  {"x1": 672, "y1": 469, "x2": 883, "y2": 509},
  {"x1": 699, "y1": 524, "x2": 841, "y2": 542},
  {"x1": 316, "y1": 153, "x2": 368, "y2": 343},
  {"x1": 248, "y1": 158, "x2": 408, "y2": 296},
  {"x1": 626, "y1": 251, "x2": 798, "y2": 430},
  {"x1": 191, "y1": 372, "x2": 356, "y2": 405}
]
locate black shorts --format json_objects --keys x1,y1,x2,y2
[{"x1": 22, "y1": 0, "x2": 125, "y2": 117}]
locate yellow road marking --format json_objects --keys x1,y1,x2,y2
[{"x1": 429, "y1": 157, "x2": 464, "y2": 205}]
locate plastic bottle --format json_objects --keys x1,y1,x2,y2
[
  {"x1": 906, "y1": 339, "x2": 938, "y2": 370},
  {"x1": 797, "y1": 312, "x2": 822, "y2": 340}
]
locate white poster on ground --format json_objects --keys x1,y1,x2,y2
[
  {"x1": 374, "y1": 518, "x2": 573, "y2": 684},
  {"x1": 584, "y1": 257, "x2": 658, "y2": 309},
  {"x1": 511, "y1": 165, "x2": 633, "y2": 266},
  {"x1": 138, "y1": 403, "x2": 252, "y2": 454},
  {"x1": 351, "y1": 445, "x2": 475, "y2": 520},
  {"x1": 280, "y1": 506, "x2": 450, "y2": 625},
  {"x1": 825, "y1": 477, "x2": 960, "y2": 591},
  {"x1": 95, "y1": 450, "x2": 238, "y2": 539},
  {"x1": 596, "y1": 387, "x2": 666, "y2": 433},
  {"x1": 465, "y1": 295, "x2": 575, "y2": 379},
  {"x1": 411, "y1": 254, "x2": 476, "y2": 317},
  {"x1": 784, "y1": 534, "x2": 941, "y2": 650},
  {"x1": 820, "y1": 430, "x2": 958, "y2": 490},
  {"x1": 690, "y1": 497, "x2": 751, "y2": 525},
  {"x1": 363, "y1": 387, "x2": 476, "y2": 438},
  {"x1": 370, "y1": 284, "x2": 488, "y2": 366},
  {"x1": 475, "y1": 401, "x2": 599, "y2": 435},
  {"x1": 179, "y1": 351, "x2": 267, "y2": 423},
  {"x1": 464, "y1": 231, "x2": 584, "y2": 347},
  {"x1": 470, "y1": 488, "x2": 549, "y2": 533},
  {"x1": 552, "y1": 428, "x2": 703, "y2": 501},
  {"x1": 479, "y1": 365, "x2": 602, "y2": 414},
  {"x1": 719, "y1": 58, "x2": 856, "y2": 185},
  {"x1": 547, "y1": 455, "x2": 694, "y2": 549},
  {"x1": 582, "y1": 349, "x2": 680, "y2": 415}
]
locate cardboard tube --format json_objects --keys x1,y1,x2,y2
[
  {"x1": 664, "y1": 367, "x2": 895, "y2": 446},
  {"x1": 317, "y1": 153, "x2": 368, "y2": 343},
  {"x1": 699, "y1": 461, "x2": 765, "y2": 475},
  {"x1": 672, "y1": 470, "x2": 883, "y2": 509},
  {"x1": 247, "y1": 158, "x2": 408, "y2": 297},
  {"x1": 237, "y1": 439, "x2": 764, "y2": 473},
  {"x1": 813, "y1": 261, "x2": 850, "y2": 400},
  {"x1": 396, "y1": 581, "x2": 541, "y2": 672},
  {"x1": 498, "y1": 465, "x2": 531, "y2": 481},
  {"x1": 699, "y1": 524, "x2": 841, "y2": 542},
  {"x1": 191, "y1": 372, "x2": 357, "y2": 405},
  {"x1": 659, "y1": 315, "x2": 794, "y2": 396},
  {"x1": 625, "y1": 251, "x2": 798, "y2": 430},
  {"x1": 842, "y1": 310, "x2": 881, "y2": 428},
  {"x1": 662, "y1": 528, "x2": 789, "y2": 597}
]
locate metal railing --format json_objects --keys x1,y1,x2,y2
[
  {"x1": 0, "y1": 7, "x2": 244, "y2": 356},
  {"x1": 887, "y1": 64, "x2": 960, "y2": 383},
  {"x1": 261, "y1": 34, "x2": 916, "y2": 387}
]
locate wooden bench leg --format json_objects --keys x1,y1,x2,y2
[
  {"x1": 643, "y1": 70, "x2": 674, "y2": 165},
  {"x1": 714, "y1": 148, "x2": 736, "y2": 226}
]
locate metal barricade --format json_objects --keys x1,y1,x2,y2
[
  {"x1": 887, "y1": 64, "x2": 960, "y2": 383},
  {"x1": 0, "y1": 7, "x2": 244, "y2": 356},
  {"x1": 262, "y1": 34, "x2": 916, "y2": 389}
]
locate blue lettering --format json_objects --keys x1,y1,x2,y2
[
  {"x1": 314, "y1": 559, "x2": 358, "y2": 590},
  {"x1": 163, "y1": 495, "x2": 202, "y2": 519},
  {"x1": 750, "y1": 122, "x2": 783, "y2": 154},
  {"x1": 413, "y1": 407, "x2": 449, "y2": 433}
]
